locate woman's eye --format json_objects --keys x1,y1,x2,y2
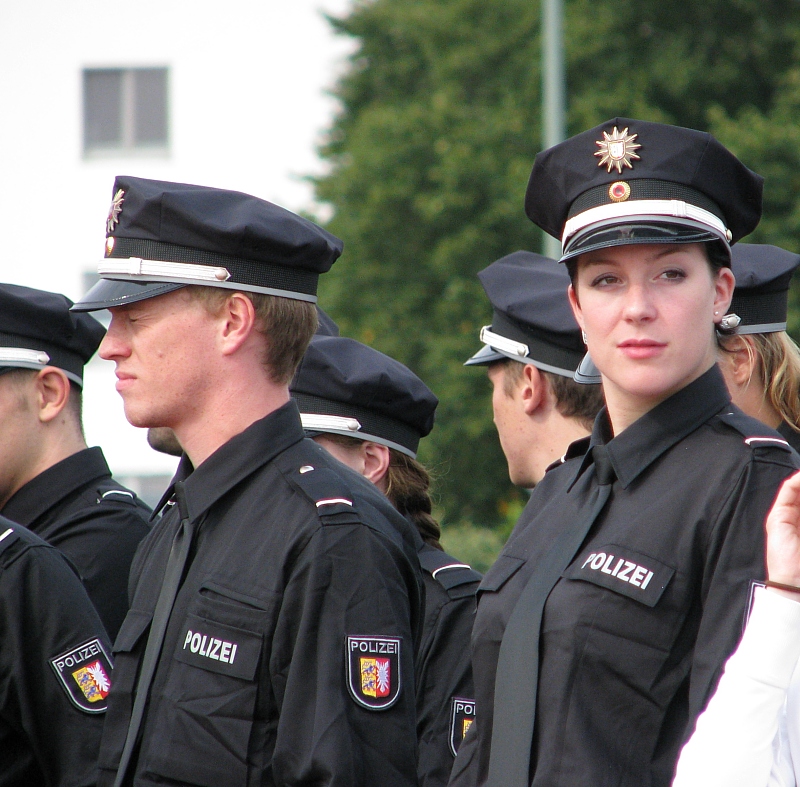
[
  {"x1": 660, "y1": 268, "x2": 686, "y2": 281},
  {"x1": 590, "y1": 273, "x2": 619, "y2": 287}
]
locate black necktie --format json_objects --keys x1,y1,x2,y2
[
  {"x1": 114, "y1": 482, "x2": 196, "y2": 787},
  {"x1": 487, "y1": 445, "x2": 616, "y2": 787}
]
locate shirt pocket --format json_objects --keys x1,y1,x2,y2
[
  {"x1": 559, "y1": 544, "x2": 683, "y2": 653},
  {"x1": 142, "y1": 583, "x2": 277, "y2": 787},
  {"x1": 477, "y1": 554, "x2": 525, "y2": 595},
  {"x1": 98, "y1": 609, "x2": 152, "y2": 772}
]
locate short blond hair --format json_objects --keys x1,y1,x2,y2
[{"x1": 188, "y1": 286, "x2": 317, "y2": 384}]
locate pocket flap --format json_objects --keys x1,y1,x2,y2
[
  {"x1": 479, "y1": 555, "x2": 525, "y2": 593},
  {"x1": 113, "y1": 609, "x2": 152, "y2": 652}
]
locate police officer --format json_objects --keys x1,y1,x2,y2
[
  {"x1": 73, "y1": 176, "x2": 423, "y2": 787},
  {"x1": 450, "y1": 118, "x2": 800, "y2": 787},
  {"x1": 717, "y1": 243, "x2": 800, "y2": 452},
  {"x1": 0, "y1": 516, "x2": 112, "y2": 786},
  {"x1": 464, "y1": 251, "x2": 604, "y2": 487},
  {"x1": 292, "y1": 334, "x2": 481, "y2": 787},
  {"x1": 0, "y1": 284, "x2": 150, "y2": 640}
]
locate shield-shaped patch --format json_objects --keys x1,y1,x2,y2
[
  {"x1": 449, "y1": 696, "x2": 476, "y2": 756},
  {"x1": 346, "y1": 635, "x2": 402, "y2": 710},
  {"x1": 50, "y1": 637, "x2": 113, "y2": 713}
]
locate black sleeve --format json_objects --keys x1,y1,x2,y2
[
  {"x1": 270, "y1": 523, "x2": 419, "y2": 787},
  {"x1": 687, "y1": 455, "x2": 795, "y2": 727},
  {"x1": 417, "y1": 583, "x2": 477, "y2": 787},
  {"x1": 0, "y1": 540, "x2": 110, "y2": 787},
  {"x1": 40, "y1": 501, "x2": 150, "y2": 641}
]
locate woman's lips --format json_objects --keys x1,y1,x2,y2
[{"x1": 617, "y1": 339, "x2": 667, "y2": 359}]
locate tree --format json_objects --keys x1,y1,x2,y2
[{"x1": 314, "y1": 0, "x2": 800, "y2": 535}]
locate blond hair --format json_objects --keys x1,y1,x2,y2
[{"x1": 720, "y1": 331, "x2": 800, "y2": 433}]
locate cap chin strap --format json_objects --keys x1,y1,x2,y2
[
  {"x1": 0, "y1": 348, "x2": 84, "y2": 387},
  {"x1": 99, "y1": 258, "x2": 231, "y2": 282},
  {"x1": 479, "y1": 325, "x2": 529, "y2": 359},
  {"x1": 300, "y1": 414, "x2": 362, "y2": 433},
  {"x1": 562, "y1": 199, "x2": 731, "y2": 247}
]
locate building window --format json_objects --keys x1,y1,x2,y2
[{"x1": 83, "y1": 67, "x2": 169, "y2": 154}]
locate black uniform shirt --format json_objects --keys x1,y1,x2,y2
[
  {"x1": 778, "y1": 420, "x2": 800, "y2": 454},
  {"x1": 450, "y1": 365, "x2": 799, "y2": 787},
  {"x1": 98, "y1": 401, "x2": 424, "y2": 787},
  {"x1": 416, "y1": 541, "x2": 481, "y2": 787},
  {"x1": 0, "y1": 517, "x2": 112, "y2": 787},
  {"x1": 2, "y1": 446, "x2": 151, "y2": 641}
]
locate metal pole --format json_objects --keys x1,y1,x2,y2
[{"x1": 542, "y1": 0, "x2": 565, "y2": 260}]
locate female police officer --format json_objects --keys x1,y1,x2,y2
[
  {"x1": 717, "y1": 243, "x2": 800, "y2": 452},
  {"x1": 449, "y1": 118, "x2": 800, "y2": 787}
]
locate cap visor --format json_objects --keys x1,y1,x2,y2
[
  {"x1": 464, "y1": 344, "x2": 507, "y2": 366},
  {"x1": 573, "y1": 352, "x2": 603, "y2": 384},
  {"x1": 71, "y1": 279, "x2": 187, "y2": 312},
  {"x1": 561, "y1": 221, "x2": 723, "y2": 264}
]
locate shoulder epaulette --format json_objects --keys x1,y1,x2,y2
[
  {"x1": 0, "y1": 524, "x2": 20, "y2": 561},
  {"x1": 282, "y1": 457, "x2": 362, "y2": 527},
  {"x1": 418, "y1": 547, "x2": 482, "y2": 592},
  {"x1": 717, "y1": 411, "x2": 793, "y2": 453}
]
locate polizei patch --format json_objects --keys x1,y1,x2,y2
[
  {"x1": 50, "y1": 638, "x2": 113, "y2": 713},
  {"x1": 346, "y1": 635, "x2": 402, "y2": 710},
  {"x1": 449, "y1": 697, "x2": 476, "y2": 756},
  {"x1": 564, "y1": 544, "x2": 675, "y2": 607}
]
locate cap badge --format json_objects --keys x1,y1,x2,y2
[
  {"x1": 608, "y1": 181, "x2": 631, "y2": 202},
  {"x1": 595, "y1": 127, "x2": 641, "y2": 174},
  {"x1": 106, "y1": 189, "x2": 125, "y2": 234},
  {"x1": 105, "y1": 236, "x2": 115, "y2": 256}
]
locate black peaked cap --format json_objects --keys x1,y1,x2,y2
[
  {"x1": 525, "y1": 117, "x2": 763, "y2": 261},
  {"x1": 729, "y1": 244, "x2": 800, "y2": 333},
  {"x1": 465, "y1": 251, "x2": 584, "y2": 376},
  {"x1": 74, "y1": 176, "x2": 343, "y2": 311},
  {"x1": 0, "y1": 283, "x2": 105, "y2": 385},
  {"x1": 291, "y1": 336, "x2": 437, "y2": 458}
]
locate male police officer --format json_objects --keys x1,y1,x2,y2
[
  {"x1": 292, "y1": 335, "x2": 481, "y2": 787},
  {"x1": 0, "y1": 284, "x2": 150, "y2": 640},
  {"x1": 73, "y1": 176, "x2": 423, "y2": 787},
  {"x1": 464, "y1": 251, "x2": 604, "y2": 487}
]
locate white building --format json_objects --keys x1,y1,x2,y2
[{"x1": 0, "y1": 0, "x2": 352, "y2": 504}]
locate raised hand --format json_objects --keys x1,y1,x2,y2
[{"x1": 766, "y1": 470, "x2": 800, "y2": 588}]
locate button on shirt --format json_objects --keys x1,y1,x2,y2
[
  {"x1": 451, "y1": 365, "x2": 799, "y2": 787},
  {"x1": 97, "y1": 402, "x2": 424, "y2": 787},
  {"x1": 1, "y1": 447, "x2": 151, "y2": 641}
]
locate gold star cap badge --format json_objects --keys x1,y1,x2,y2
[
  {"x1": 106, "y1": 189, "x2": 125, "y2": 234},
  {"x1": 594, "y1": 127, "x2": 641, "y2": 174}
]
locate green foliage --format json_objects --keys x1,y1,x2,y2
[{"x1": 314, "y1": 0, "x2": 800, "y2": 533}]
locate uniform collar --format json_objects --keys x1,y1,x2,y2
[
  {"x1": 153, "y1": 400, "x2": 306, "y2": 521},
  {"x1": 2, "y1": 446, "x2": 111, "y2": 525},
  {"x1": 572, "y1": 365, "x2": 731, "y2": 490}
]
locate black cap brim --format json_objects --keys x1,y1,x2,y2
[
  {"x1": 71, "y1": 278, "x2": 187, "y2": 312},
  {"x1": 561, "y1": 221, "x2": 724, "y2": 264},
  {"x1": 464, "y1": 344, "x2": 507, "y2": 366},
  {"x1": 573, "y1": 352, "x2": 603, "y2": 384}
]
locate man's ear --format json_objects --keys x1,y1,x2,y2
[
  {"x1": 218, "y1": 292, "x2": 258, "y2": 356},
  {"x1": 520, "y1": 362, "x2": 545, "y2": 415},
  {"x1": 362, "y1": 441, "x2": 391, "y2": 488},
  {"x1": 35, "y1": 367, "x2": 71, "y2": 423}
]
